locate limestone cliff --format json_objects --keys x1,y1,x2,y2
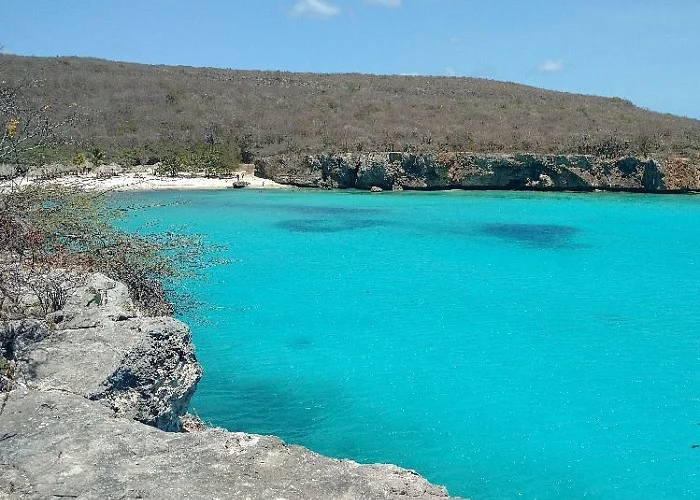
[
  {"x1": 0, "y1": 273, "x2": 459, "y2": 499},
  {"x1": 255, "y1": 152, "x2": 700, "y2": 192}
]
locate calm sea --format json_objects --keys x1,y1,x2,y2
[{"x1": 116, "y1": 189, "x2": 700, "y2": 500}]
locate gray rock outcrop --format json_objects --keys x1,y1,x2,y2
[
  {"x1": 254, "y1": 152, "x2": 682, "y2": 192},
  {"x1": 4, "y1": 273, "x2": 200, "y2": 432},
  {"x1": 0, "y1": 273, "x2": 460, "y2": 499}
]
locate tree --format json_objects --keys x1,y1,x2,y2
[{"x1": 0, "y1": 73, "x2": 72, "y2": 172}]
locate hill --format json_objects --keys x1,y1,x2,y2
[{"x1": 2, "y1": 54, "x2": 700, "y2": 168}]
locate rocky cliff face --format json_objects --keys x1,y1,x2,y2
[
  {"x1": 255, "y1": 152, "x2": 700, "y2": 192},
  {"x1": 2, "y1": 273, "x2": 201, "y2": 432},
  {"x1": 0, "y1": 273, "x2": 459, "y2": 499}
]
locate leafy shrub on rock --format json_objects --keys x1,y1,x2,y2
[{"x1": 0, "y1": 184, "x2": 208, "y2": 317}]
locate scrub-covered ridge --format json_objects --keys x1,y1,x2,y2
[{"x1": 1, "y1": 54, "x2": 699, "y2": 193}]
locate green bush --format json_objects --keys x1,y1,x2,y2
[
  {"x1": 155, "y1": 145, "x2": 240, "y2": 177},
  {"x1": 71, "y1": 152, "x2": 88, "y2": 166},
  {"x1": 91, "y1": 148, "x2": 106, "y2": 164}
]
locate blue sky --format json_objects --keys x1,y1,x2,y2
[{"x1": 3, "y1": 0, "x2": 699, "y2": 119}]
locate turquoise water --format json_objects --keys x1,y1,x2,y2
[{"x1": 117, "y1": 189, "x2": 700, "y2": 499}]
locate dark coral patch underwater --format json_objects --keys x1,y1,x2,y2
[
  {"x1": 479, "y1": 223, "x2": 581, "y2": 249},
  {"x1": 277, "y1": 218, "x2": 388, "y2": 233}
]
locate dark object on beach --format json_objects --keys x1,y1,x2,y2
[{"x1": 229, "y1": 181, "x2": 249, "y2": 189}]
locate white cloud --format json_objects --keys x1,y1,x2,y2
[
  {"x1": 538, "y1": 59, "x2": 564, "y2": 73},
  {"x1": 0, "y1": 46, "x2": 13, "y2": 55},
  {"x1": 448, "y1": 36, "x2": 462, "y2": 44},
  {"x1": 445, "y1": 67, "x2": 456, "y2": 77},
  {"x1": 366, "y1": 0, "x2": 402, "y2": 6},
  {"x1": 291, "y1": 0, "x2": 340, "y2": 18}
]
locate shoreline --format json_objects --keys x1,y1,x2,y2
[
  {"x1": 6, "y1": 168, "x2": 695, "y2": 196},
  {"x1": 0, "y1": 272, "x2": 458, "y2": 499},
  {"x1": 0, "y1": 170, "x2": 290, "y2": 193}
]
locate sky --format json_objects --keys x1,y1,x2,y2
[{"x1": 3, "y1": 0, "x2": 700, "y2": 120}]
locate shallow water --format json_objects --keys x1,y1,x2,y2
[{"x1": 117, "y1": 189, "x2": 700, "y2": 499}]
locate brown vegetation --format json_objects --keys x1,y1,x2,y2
[
  {"x1": 0, "y1": 185, "x2": 197, "y2": 317},
  {"x1": 663, "y1": 155, "x2": 700, "y2": 190},
  {"x1": 1, "y1": 55, "x2": 699, "y2": 166}
]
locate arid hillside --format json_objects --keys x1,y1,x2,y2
[{"x1": 2, "y1": 54, "x2": 700, "y2": 166}]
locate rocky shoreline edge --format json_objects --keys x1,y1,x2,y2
[
  {"x1": 0, "y1": 273, "x2": 460, "y2": 499},
  {"x1": 255, "y1": 152, "x2": 700, "y2": 192},
  {"x1": 3, "y1": 150, "x2": 700, "y2": 196}
]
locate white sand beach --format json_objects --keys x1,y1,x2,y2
[{"x1": 0, "y1": 171, "x2": 288, "y2": 193}]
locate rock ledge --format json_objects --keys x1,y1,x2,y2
[{"x1": 0, "y1": 273, "x2": 460, "y2": 499}]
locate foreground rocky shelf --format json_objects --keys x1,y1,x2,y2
[
  {"x1": 255, "y1": 152, "x2": 700, "y2": 192},
  {"x1": 0, "y1": 274, "x2": 458, "y2": 499}
]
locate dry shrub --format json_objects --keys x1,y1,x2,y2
[
  {"x1": 0, "y1": 184, "x2": 211, "y2": 317},
  {"x1": 664, "y1": 156, "x2": 700, "y2": 190},
  {"x1": 1, "y1": 54, "x2": 698, "y2": 164}
]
